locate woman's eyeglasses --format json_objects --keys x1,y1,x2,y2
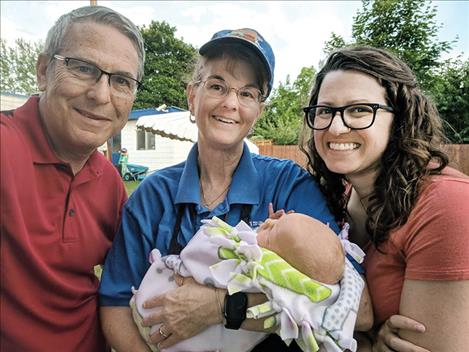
[
  {"x1": 195, "y1": 78, "x2": 265, "y2": 108},
  {"x1": 303, "y1": 103, "x2": 394, "y2": 130}
]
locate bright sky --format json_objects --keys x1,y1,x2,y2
[{"x1": 1, "y1": 0, "x2": 468, "y2": 88}]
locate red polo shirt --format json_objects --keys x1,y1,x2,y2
[{"x1": 1, "y1": 96, "x2": 127, "y2": 351}]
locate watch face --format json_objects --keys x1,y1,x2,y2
[{"x1": 224, "y1": 292, "x2": 248, "y2": 329}]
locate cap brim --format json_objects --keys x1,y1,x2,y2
[{"x1": 199, "y1": 37, "x2": 272, "y2": 93}]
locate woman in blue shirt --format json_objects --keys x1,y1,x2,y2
[{"x1": 99, "y1": 28, "x2": 370, "y2": 351}]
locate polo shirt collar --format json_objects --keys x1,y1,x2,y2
[
  {"x1": 16, "y1": 96, "x2": 62, "y2": 165},
  {"x1": 175, "y1": 145, "x2": 201, "y2": 204},
  {"x1": 175, "y1": 143, "x2": 260, "y2": 206},
  {"x1": 15, "y1": 95, "x2": 103, "y2": 179}
]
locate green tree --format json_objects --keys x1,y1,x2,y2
[
  {"x1": 323, "y1": 32, "x2": 346, "y2": 55},
  {"x1": 254, "y1": 66, "x2": 315, "y2": 145},
  {"x1": 431, "y1": 58, "x2": 469, "y2": 143},
  {"x1": 1, "y1": 39, "x2": 15, "y2": 93},
  {"x1": 135, "y1": 21, "x2": 197, "y2": 109},
  {"x1": 325, "y1": 0, "x2": 454, "y2": 91},
  {"x1": 0, "y1": 38, "x2": 43, "y2": 95},
  {"x1": 352, "y1": 0, "x2": 453, "y2": 91}
]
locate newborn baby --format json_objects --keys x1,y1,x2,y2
[
  {"x1": 256, "y1": 213, "x2": 345, "y2": 284},
  {"x1": 131, "y1": 214, "x2": 364, "y2": 352}
]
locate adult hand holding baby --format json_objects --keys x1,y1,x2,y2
[{"x1": 142, "y1": 278, "x2": 223, "y2": 350}]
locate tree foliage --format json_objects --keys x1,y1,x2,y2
[
  {"x1": 352, "y1": 0, "x2": 454, "y2": 91},
  {"x1": 323, "y1": 0, "x2": 468, "y2": 143},
  {"x1": 430, "y1": 58, "x2": 469, "y2": 143},
  {"x1": 323, "y1": 32, "x2": 346, "y2": 55},
  {"x1": 253, "y1": 66, "x2": 315, "y2": 145},
  {"x1": 134, "y1": 21, "x2": 198, "y2": 110},
  {"x1": 1, "y1": 38, "x2": 43, "y2": 95}
]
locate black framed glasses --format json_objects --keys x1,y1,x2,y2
[
  {"x1": 303, "y1": 103, "x2": 394, "y2": 130},
  {"x1": 195, "y1": 78, "x2": 265, "y2": 108},
  {"x1": 53, "y1": 54, "x2": 141, "y2": 98}
]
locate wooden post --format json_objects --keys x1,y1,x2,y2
[{"x1": 90, "y1": 0, "x2": 97, "y2": 5}]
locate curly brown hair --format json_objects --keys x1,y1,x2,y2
[{"x1": 300, "y1": 46, "x2": 449, "y2": 248}]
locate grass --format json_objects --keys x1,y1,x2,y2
[
  {"x1": 93, "y1": 181, "x2": 141, "y2": 279},
  {"x1": 94, "y1": 265, "x2": 102, "y2": 279},
  {"x1": 124, "y1": 180, "x2": 141, "y2": 195}
]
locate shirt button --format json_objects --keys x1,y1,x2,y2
[{"x1": 69, "y1": 209, "x2": 75, "y2": 217}]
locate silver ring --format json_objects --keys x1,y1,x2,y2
[{"x1": 159, "y1": 325, "x2": 169, "y2": 338}]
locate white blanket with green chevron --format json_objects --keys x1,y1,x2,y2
[{"x1": 178, "y1": 217, "x2": 364, "y2": 352}]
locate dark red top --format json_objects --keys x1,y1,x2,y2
[{"x1": 1, "y1": 96, "x2": 127, "y2": 351}]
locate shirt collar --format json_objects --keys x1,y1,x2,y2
[
  {"x1": 175, "y1": 143, "x2": 260, "y2": 206},
  {"x1": 16, "y1": 96, "x2": 62, "y2": 165}
]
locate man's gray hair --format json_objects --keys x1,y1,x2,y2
[{"x1": 43, "y1": 5, "x2": 145, "y2": 81}]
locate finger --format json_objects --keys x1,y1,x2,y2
[
  {"x1": 143, "y1": 294, "x2": 165, "y2": 309},
  {"x1": 286, "y1": 209, "x2": 295, "y2": 214},
  {"x1": 381, "y1": 326, "x2": 429, "y2": 352},
  {"x1": 142, "y1": 311, "x2": 164, "y2": 327},
  {"x1": 373, "y1": 341, "x2": 396, "y2": 352},
  {"x1": 173, "y1": 273, "x2": 184, "y2": 286},
  {"x1": 387, "y1": 335, "x2": 430, "y2": 352},
  {"x1": 173, "y1": 275, "x2": 197, "y2": 287},
  {"x1": 269, "y1": 209, "x2": 285, "y2": 220},
  {"x1": 382, "y1": 331, "x2": 400, "y2": 351},
  {"x1": 181, "y1": 276, "x2": 197, "y2": 285},
  {"x1": 157, "y1": 332, "x2": 180, "y2": 350},
  {"x1": 149, "y1": 327, "x2": 168, "y2": 345},
  {"x1": 388, "y1": 315, "x2": 426, "y2": 333},
  {"x1": 268, "y1": 202, "x2": 274, "y2": 217},
  {"x1": 385, "y1": 318, "x2": 399, "y2": 333},
  {"x1": 273, "y1": 210, "x2": 285, "y2": 219},
  {"x1": 149, "y1": 324, "x2": 174, "y2": 345}
]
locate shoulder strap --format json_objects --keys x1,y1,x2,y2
[
  {"x1": 240, "y1": 204, "x2": 252, "y2": 224},
  {"x1": 169, "y1": 204, "x2": 197, "y2": 255},
  {"x1": 169, "y1": 205, "x2": 185, "y2": 255}
]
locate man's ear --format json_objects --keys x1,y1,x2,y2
[{"x1": 36, "y1": 54, "x2": 50, "y2": 91}]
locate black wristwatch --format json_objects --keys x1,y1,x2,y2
[{"x1": 223, "y1": 292, "x2": 248, "y2": 330}]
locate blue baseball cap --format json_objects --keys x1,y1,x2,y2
[{"x1": 199, "y1": 28, "x2": 275, "y2": 98}]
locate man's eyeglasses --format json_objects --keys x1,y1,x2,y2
[
  {"x1": 303, "y1": 103, "x2": 394, "y2": 130},
  {"x1": 195, "y1": 78, "x2": 265, "y2": 108},
  {"x1": 53, "y1": 54, "x2": 141, "y2": 98}
]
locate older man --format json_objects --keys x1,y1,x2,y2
[{"x1": 0, "y1": 6, "x2": 144, "y2": 351}]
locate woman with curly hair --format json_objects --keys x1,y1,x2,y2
[{"x1": 301, "y1": 46, "x2": 469, "y2": 351}]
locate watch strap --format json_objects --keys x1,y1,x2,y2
[{"x1": 223, "y1": 292, "x2": 248, "y2": 330}]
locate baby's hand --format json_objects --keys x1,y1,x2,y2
[{"x1": 268, "y1": 202, "x2": 294, "y2": 220}]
